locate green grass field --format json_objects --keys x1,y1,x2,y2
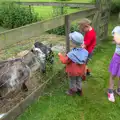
[
  {"x1": 17, "y1": 0, "x2": 92, "y2": 3},
  {"x1": 16, "y1": 0, "x2": 93, "y2": 19},
  {"x1": 0, "y1": 0, "x2": 94, "y2": 20},
  {"x1": 16, "y1": 15, "x2": 120, "y2": 120},
  {"x1": 32, "y1": 6, "x2": 80, "y2": 19}
]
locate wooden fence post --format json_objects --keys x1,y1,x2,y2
[
  {"x1": 104, "y1": 0, "x2": 112, "y2": 39},
  {"x1": 29, "y1": 5, "x2": 32, "y2": 22},
  {"x1": 95, "y1": 0, "x2": 101, "y2": 43},
  {"x1": 95, "y1": 0, "x2": 112, "y2": 41},
  {"x1": 92, "y1": 11, "x2": 99, "y2": 32},
  {"x1": 95, "y1": 0, "x2": 101, "y2": 10},
  {"x1": 60, "y1": 7, "x2": 64, "y2": 15},
  {"x1": 65, "y1": 15, "x2": 70, "y2": 53},
  {"x1": 29, "y1": 5, "x2": 32, "y2": 13}
]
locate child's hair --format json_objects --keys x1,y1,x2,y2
[{"x1": 78, "y1": 18, "x2": 92, "y2": 26}]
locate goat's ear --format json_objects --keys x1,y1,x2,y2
[{"x1": 49, "y1": 44, "x2": 52, "y2": 48}]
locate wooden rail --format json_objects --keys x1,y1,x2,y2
[
  {"x1": 69, "y1": 7, "x2": 96, "y2": 22},
  {"x1": 0, "y1": 8, "x2": 96, "y2": 51},
  {"x1": 15, "y1": 2, "x2": 95, "y2": 8},
  {"x1": 0, "y1": 1, "x2": 111, "y2": 52}
]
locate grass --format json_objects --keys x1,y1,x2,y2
[
  {"x1": 0, "y1": 1, "x2": 118, "y2": 119},
  {"x1": 16, "y1": 0, "x2": 93, "y2": 19},
  {"x1": 16, "y1": 15, "x2": 120, "y2": 120},
  {"x1": 0, "y1": 0, "x2": 93, "y2": 24},
  {"x1": 16, "y1": 0, "x2": 92, "y2": 3},
  {"x1": 16, "y1": 39, "x2": 119, "y2": 120},
  {"x1": 32, "y1": 6, "x2": 79, "y2": 19}
]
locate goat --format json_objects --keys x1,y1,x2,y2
[
  {"x1": 33, "y1": 42, "x2": 54, "y2": 73},
  {"x1": 0, "y1": 42, "x2": 54, "y2": 99}
]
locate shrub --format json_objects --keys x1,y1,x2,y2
[
  {"x1": 52, "y1": 6, "x2": 68, "y2": 17},
  {"x1": 47, "y1": 0, "x2": 79, "y2": 35},
  {"x1": 111, "y1": 0, "x2": 120, "y2": 14},
  {"x1": 47, "y1": 24, "x2": 79, "y2": 35},
  {"x1": 52, "y1": 0, "x2": 68, "y2": 17},
  {"x1": 0, "y1": 1, "x2": 39, "y2": 29}
]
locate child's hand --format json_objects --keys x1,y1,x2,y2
[
  {"x1": 58, "y1": 52, "x2": 66, "y2": 56},
  {"x1": 81, "y1": 44, "x2": 86, "y2": 48},
  {"x1": 58, "y1": 52, "x2": 62, "y2": 56}
]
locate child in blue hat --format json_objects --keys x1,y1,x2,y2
[{"x1": 58, "y1": 31, "x2": 88, "y2": 96}]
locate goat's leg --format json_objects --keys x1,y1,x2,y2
[
  {"x1": 40, "y1": 61, "x2": 46, "y2": 74},
  {"x1": 21, "y1": 67, "x2": 31, "y2": 92},
  {"x1": 21, "y1": 82, "x2": 28, "y2": 92},
  {"x1": 0, "y1": 92, "x2": 3, "y2": 100},
  {"x1": 0, "y1": 94, "x2": 2, "y2": 100}
]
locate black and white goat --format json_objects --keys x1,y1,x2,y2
[
  {"x1": 0, "y1": 42, "x2": 54, "y2": 99},
  {"x1": 33, "y1": 42, "x2": 54, "y2": 73}
]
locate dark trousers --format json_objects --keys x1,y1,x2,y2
[{"x1": 69, "y1": 76, "x2": 82, "y2": 91}]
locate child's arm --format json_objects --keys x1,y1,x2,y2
[
  {"x1": 84, "y1": 34, "x2": 92, "y2": 48},
  {"x1": 58, "y1": 53, "x2": 71, "y2": 64}
]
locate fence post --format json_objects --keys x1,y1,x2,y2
[
  {"x1": 104, "y1": 0, "x2": 112, "y2": 39},
  {"x1": 95, "y1": 0, "x2": 101, "y2": 43},
  {"x1": 65, "y1": 15, "x2": 70, "y2": 53},
  {"x1": 60, "y1": 7, "x2": 64, "y2": 15},
  {"x1": 29, "y1": 5, "x2": 32, "y2": 22},
  {"x1": 95, "y1": 0, "x2": 101, "y2": 10},
  {"x1": 92, "y1": 11, "x2": 99, "y2": 32},
  {"x1": 95, "y1": 0, "x2": 112, "y2": 41}
]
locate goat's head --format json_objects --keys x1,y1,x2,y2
[
  {"x1": 31, "y1": 42, "x2": 54, "y2": 73},
  {"x1": 46, "y1": 44, "x2": 54, "y2": 64}
]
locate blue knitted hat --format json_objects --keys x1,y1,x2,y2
[{"x1": 69, "y1": 31, "x2": 84, "y2": 45}]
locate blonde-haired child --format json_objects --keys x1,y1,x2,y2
[
  {"x1": 78, "y1": 18, "x2": 96, "y2": 77},
  {"x1": 108, "y1": 26, "x2": 120, "y2": 102}
]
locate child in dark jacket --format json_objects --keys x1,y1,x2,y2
[{"x1": 58, "y1": 31, "x2": 88, "y2": 96}]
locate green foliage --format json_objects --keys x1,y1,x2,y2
[
  {"x1": 52, "y1": 6, "x2": 68, "y2": 17},
  {"x1": 111, "y1": 0, "x2": 120, "y2": 14},
  {"x1": 91, "y1": 0, "x2": 96, "y2": 3},
  {"x1": 0, "y1": 1, "x2": 39, "y2": 29},
  {"x1": 47, "y1": 1, "x2": 79, "y2": 35},
  {"x1": 47, "y1": 24, "x2": 79, "y2": 35},
  {"x1": 47, "y1": 2, "x2": 66, "y2": 35}
]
